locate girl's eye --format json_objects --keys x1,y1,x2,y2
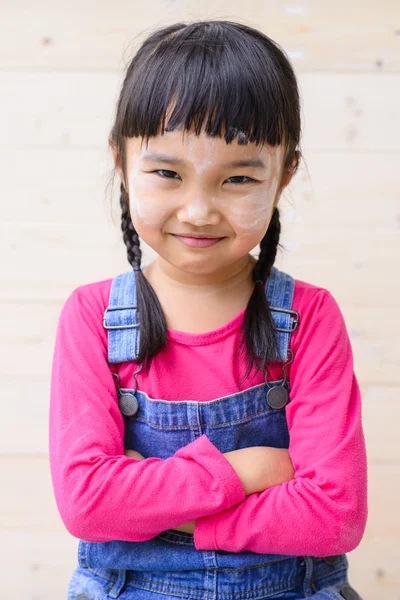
[
  {"x1": 152, "y1": 170, "x2": 254, "y2": 184},
  {"x1": 154, "y1": 169, "x2": 179, "y2": 179},
  {"x1": 225, "y1": 175, "x2": 254, "y2": 184}
]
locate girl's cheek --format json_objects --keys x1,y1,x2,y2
[
  {"x1": 128, "y1": 170, "x2": 170, "y2": 228},
  {"x1": 131, "y1": 190, "x2": 166, "y2": 227},
  {"x1": 212, "y1": 145, "x2": 282, "y2": 235},
  {"x1": 213, "y1": 184, "x2": 279, "y2": 236}
]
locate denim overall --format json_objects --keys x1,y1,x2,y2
[{"x1": 67, "y1": 265, "x2": 362, "y2": 600}]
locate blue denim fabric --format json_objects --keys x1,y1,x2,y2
[{"x1": 67, "y1": 266, "x2": 362, "y2": 599}]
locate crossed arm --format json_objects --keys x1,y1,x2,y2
[{"x1": 123, "y1": 445, "x2": 294, "y2": 535}]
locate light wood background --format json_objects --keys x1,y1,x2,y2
[{"x1": 1, "y1": 1, "x2": 399, "y2": 598}]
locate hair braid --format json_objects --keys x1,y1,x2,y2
[
  {"x1": 253, "y1": 206, "x2": 281, "y2": 284},
  {"x1": 119, "y1": 183, "x2": 142, "y2": 269},
  {"x1": 119, "y1": 183, "x2": 168, "y2": 373},
  {"x1": 239, "y1": 206, "x2": 282, "y2": 380}
]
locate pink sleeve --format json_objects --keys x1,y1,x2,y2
[
  {"x1": 49, "y1": 288, "x2": 246, "y2": 543},
  {"x1": 194, "y1": 289, "x2": 368, "y2": 557}
]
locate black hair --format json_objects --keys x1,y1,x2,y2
[{"x1": 107, "y1": 19, "x2": 302, "y2": 378}]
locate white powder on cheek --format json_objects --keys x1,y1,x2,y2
[
  {"x1": 212, "y1": 146, "x2": 283, "y2": 234},
  {"x1": 213, "y1": 190, "x2": 275, "y2": 233},
  {"x1": 127, "y1": 153, "x2": 166, "y2": 227}
]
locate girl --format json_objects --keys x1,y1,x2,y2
[{"x1": 49, "y1": 19, "x2": 367, "y2": 600}]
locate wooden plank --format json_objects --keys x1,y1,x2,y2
[
  {"x1": 300, "y1": 74, "x2": 400, "y2": 151},
  {"x1": 347, "y1": 538, "x2": 400, "y2": 600},
  {"x1": 0, "y1": 532, "x2": 78, "y2": 600},
  {"x1": 1, "y1": 0, "x2": 399, "y2": 71},
  {"x1": 361, "y1": 386, "x2": 400, "y2": 463},
  {"x1": 0, "y1": 380, "x2": 50, "y2": 454},
  {"x1": 1, "y1": 457, "x2": 65, "y2": 532},
  {"x1": 0, "y1": 71, "x2": 117, "y2": 148}
]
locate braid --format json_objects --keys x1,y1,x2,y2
[
  {"x1": 253, "y1": 206, "x2": 280, "y2": 284},
  {"x1": 119, "y1": 183, "x2": 168, "y2": 374},
  {"x1": 120, "y1": 183, "x2": 142, "y2": 269},
  {"x1": 239, "y1": 206, "x2": 282, "y2": 381}
]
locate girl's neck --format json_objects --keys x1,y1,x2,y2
[{"x1": 142, "y1": 254, "x2": 258, "y2": 334}]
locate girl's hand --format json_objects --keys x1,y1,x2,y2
[
  {"x1": 223, "y1": 446, "x2": 295, "y2": 496},
  {"x1": 124, "y1": 448, "x2": 145, "y2": 460}
]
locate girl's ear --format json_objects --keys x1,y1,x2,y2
[
  {"x1": 280, "y1": 169, "x2": 292, "y2": 191},
  {"x1": 280, "y1": 155, "x2": 298, "y2": 191}
]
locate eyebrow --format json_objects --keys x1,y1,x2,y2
[{"x1": 141, "y1": 152, "x2": 266, "y2": 170}]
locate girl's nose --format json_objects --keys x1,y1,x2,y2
[{"x1": 176, "y1": 190, "x2": 221, "y2": 226}]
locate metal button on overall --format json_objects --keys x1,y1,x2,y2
[
  {"x1": 265, "y1": 348, "x2": 294, "y2": 410},
  {"x1": 76, "y1": 595, "x2": 92, "y2": 600},
  {"x1": 340, "y1": 583, "x2": 362, "y2": 599},
  {"x1": 112, "y1": 371, "x2": 140, "y2": 417},
  {"x1": 267, "y1": 386, "x2": 289, "y2": 409},
  {"x1": 118, "y1": 392, "x2": 139, "y2": 417}
]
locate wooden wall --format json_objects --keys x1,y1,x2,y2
[{"x1": 1, "y1": 1, "x2": 399, "y2": 598}]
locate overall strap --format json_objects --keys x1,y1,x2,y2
[
  {"x1": 266, "y1": 265, "x2": 299, "y2": 362},
  {"x1": 102, "y1": 269, "x2": 139, "y2": 363},
  {"x1": 103, "y1": 265, "x2": 299, "y2": 364}
]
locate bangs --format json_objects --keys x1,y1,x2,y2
[{"x1": 117, "y1": 21, "x2": 294, "y2": 150}]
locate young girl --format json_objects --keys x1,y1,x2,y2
[{"x1": 49, "y1": 19, "x2": 367, "y2": 600}]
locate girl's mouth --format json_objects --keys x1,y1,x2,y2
[{"x1": 172, "y1": 235, "x2": 225, "y2": 248}]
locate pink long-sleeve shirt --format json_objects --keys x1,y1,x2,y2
[{"x1": 49, "y1": 273, "x2": 368, "y2": 557}]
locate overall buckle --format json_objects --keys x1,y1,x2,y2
[{"x1": 103, "y1": 305, "x2": 140, "y2": 330}]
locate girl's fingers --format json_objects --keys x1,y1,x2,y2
[{"x1": 124, "y1": 448, "x2": 145, "y2": 460}]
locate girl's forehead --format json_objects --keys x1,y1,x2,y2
[{"x1": 128, "y1": 129, "x2": 284, "y2": 162}]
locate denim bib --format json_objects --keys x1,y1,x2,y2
[{"x1": 68, "y1": 266, "x2": 361, "y2": 600}]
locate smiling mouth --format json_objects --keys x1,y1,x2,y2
[
  {"x1": 172, "y1": 234, "x2": 224, "y2": 238},
  {"x1": 172, "y1": 234, "x2": 225, "y2": 248}
]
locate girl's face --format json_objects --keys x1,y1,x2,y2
[{"x1": 118, "y1": 128, "x2": 289, "y2": 279}]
